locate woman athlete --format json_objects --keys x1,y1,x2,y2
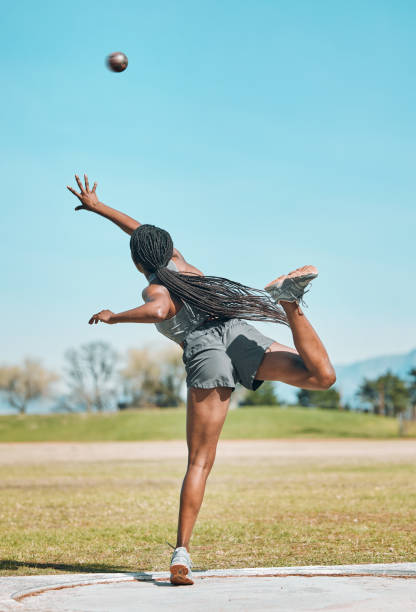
[{"x1": 67, "y1": 174, "x2": 336, "y2": 586}]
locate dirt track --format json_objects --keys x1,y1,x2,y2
[{"x1": 0, "y1": 439, "x2": 415, "y2": 464}]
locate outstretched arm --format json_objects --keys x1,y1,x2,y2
[
  {"x1": 67, "y1": 174, "x2": 140, "y2": 236},
  {"x1": 67, "y1": 173, "x2": 186, "y2": 262},
  {"x1": 88, "y1": 285, "x2": 171, "y2": 325}
]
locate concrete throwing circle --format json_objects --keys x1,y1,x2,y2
[{"x1": 8, "y1": 565, "x2": 416, "y2": 611}]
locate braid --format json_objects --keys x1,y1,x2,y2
[{"x1": 130, "y1": 225, "x2": 288, "y2": 326}]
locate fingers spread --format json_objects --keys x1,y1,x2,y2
[
  {"x1": 67, "y1": 186, "x2": 81, "y2": 200},
  {"x1": 84, "y1": 174, "x2": 90, "y2": 192},
  {"x1": 75, "y1": 174, "x2": 85, "y2": 192},
  {"x1": 92, "y1": 182, "x2": 97, "y2": 193}
]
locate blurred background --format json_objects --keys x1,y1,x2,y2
[{"x1": 1, "y1": 0, "x2": 415, "y2": 416}]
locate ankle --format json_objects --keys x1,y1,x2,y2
[{"x1": 281, "y1": 301, "x2": 303, "y2": 315}]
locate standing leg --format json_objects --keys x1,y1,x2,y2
[
  {"x1": 176, "y1": 386, "x2": 233, "y2": 550},
  {"x1": 256, "y1": 302, "x2": 336, "y2": 390}
]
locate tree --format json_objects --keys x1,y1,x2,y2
[
  {"x1": 296, "y1": 387, "x2": 341, "y2": 410},
  {"x1": 0, "y1": 359, "x2": 58, "y2": 414},
  {"x1": 356, "y1": 378, "x2": 379, "y2": 413},
  {"x1": 356, "y1": 371, "x2": 409, "y2": 416},
  {"x1": 64, "y1": 342, "x2": 118, "y2": 412},
  {"x1": 122, "y1": 347, "x2": 160, "y2": 407},
  {"x1": 239, "y1": 381, "x2": 280, "y2": 406},
  {"x1": 408, "y1": 368, "x2": 416, "y2": 420},
  {"x1": 297, "y1": 388, "x2": 312, "y2": 407},
  {"x1": 122, "y1": 346, "x2": 185, "y2": 408},
  {"x1": 156, "y1": 347, "x2": 186, "y2": 407},
  {"x1": 378, "y1": 372, "x2": 409, "y2": 416}
]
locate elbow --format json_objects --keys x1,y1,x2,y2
[
  {"x1": 319, "y1": 369, "x2": 337, "y2": 390},
  {"x1": 153, "y1": 307, "x2": 169, "y2": 322}
]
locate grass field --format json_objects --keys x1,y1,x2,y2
[
  {"x1": 1, "y1": 408, "x2": 415, "y2": 576},
  {"x1": 0, "y1": 406, "x2": 415, "y2": 441},
  {"x1": 0, "y1": 442, "x2": 415, "y2": 576}
]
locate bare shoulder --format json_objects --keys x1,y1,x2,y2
[
  {"x1": 172, "y1": 248, "x2": 204, "y2": 277},
  {"x1": 172, "y1": 247, "x2": 185, "y2": 260},
  {"x1": 142, "y1": 283, "x2": 170, "y2": 302}
]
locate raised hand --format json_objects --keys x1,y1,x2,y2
[
  {"x1": 88, "y1": 309, "x2": 115, "y2": 325},
  {"x1": 67, "y1": 174, "x2": 100, "y2": 211}
]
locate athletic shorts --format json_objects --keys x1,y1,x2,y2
[{"x1": 182, "y1": 318, "x2": 275, "y2": 391}]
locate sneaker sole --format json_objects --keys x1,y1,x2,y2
[
  {"x1": 170, "y1": 564, "x2": 194, "y2": 586},
  {"x1": 265, "y1": 265, "x2": 318, "y2": 290},
  {"x1": 265, "y1": 271, "x2": 318, "y2": 292}
]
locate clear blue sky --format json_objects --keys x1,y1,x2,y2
[{"x1": 1, "y1": 0, "x2": 415, "y2": 371}]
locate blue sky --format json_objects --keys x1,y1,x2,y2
[{"x1": 1, "y1": 0, "x2": 415, "y2": 372}]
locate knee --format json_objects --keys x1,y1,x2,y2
[{"x1": 187, "y1": 451, "x2": 216, "y2": 474}]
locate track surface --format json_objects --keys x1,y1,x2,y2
[{"x1": 1, "y1": 439, "x2": 416, "y2": 464}]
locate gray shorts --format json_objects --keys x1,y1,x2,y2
[{"x1": 182, "y1": 318, "x2": 275, "y2": 391}]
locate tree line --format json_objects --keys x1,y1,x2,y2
[
  {"x1": 0, "y1": 342, "x2": 185, "y2": 414},
  {"x1": 1, "y1": 342, "x2": 415, "y2": 418},
  {"x1": 295, "y1": 370, "x2": 416, "y2": 418}
]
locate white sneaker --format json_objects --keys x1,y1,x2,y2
[
  {"x1": 265, "y1": 265, "x2": 318, "y2": 305},
  {"x1": 170, "y1": 546, "x2": 194, "y2": 585}
]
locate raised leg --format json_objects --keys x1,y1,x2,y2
[
  {"x1": 176, "y1": 386, "x2": 233, "y2": 550},
  {"x1": 256, "y1": 302, "x2": 336, "y2": 390}
]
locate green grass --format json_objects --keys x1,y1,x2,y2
[
  {"x1": 0, "y1": 454, "x2": 415, "y2": 575},
  {"x1": 0, "y1": 406, "x2": 414, "y2": 441}
]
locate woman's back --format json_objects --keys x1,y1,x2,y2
[{"x1": 148, "y1": 259, "x2": 209, "y2": 344}]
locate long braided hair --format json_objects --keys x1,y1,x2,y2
[{"x1": 130, "y1": 224, "x2": 288, "y2": 326}]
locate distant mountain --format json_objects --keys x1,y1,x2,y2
[
  {"x1": 277, "y1": 348, "x2": 416, "y2": 407},
  {"x1": 334, "y1": 348, "x2": 416, "y2": 407}
]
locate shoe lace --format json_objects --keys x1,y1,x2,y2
[
  {"x1": 290, "y1": 278, "x2": 311, "y2": 308},
  {"x1": 167, "y1": 541, "x2": 193, "y2": 568},
  {"x1": 298, "y1": 286, "x2": 310, "y2": 308}
]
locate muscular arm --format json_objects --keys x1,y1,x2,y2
[
  {"x1": 67, "y1": 174, "x2": 182, "y2": 258},
  {"x1": 88, "y1": 285, "x2": 171, "y2": 325},
  {"x1": 91, "y1": 201, "x2": 140, "y2": 235},
  {"x1": 94, "y1": 197, "x2": 183, "y2": 259},
  {"x1": 67, "y1": 174, "x2": 140, "y2": 235},
  {"x1": 76, "y1": 193, "x2": 185, "y2": 256}
]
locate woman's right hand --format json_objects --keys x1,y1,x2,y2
[
  {"x1": 67, "y1": 174, "x2": 100, "y2": 211},
  {"x1": 88, "y1": 309, "x2": 115, "y2": 324}
]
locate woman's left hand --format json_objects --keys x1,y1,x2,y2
[
  {"x1": 89, "y1": 310, "x2": 115, "y2": 325},
  {"x1": 67, "y1": 174, "x2": 100, "y2": 212}
]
